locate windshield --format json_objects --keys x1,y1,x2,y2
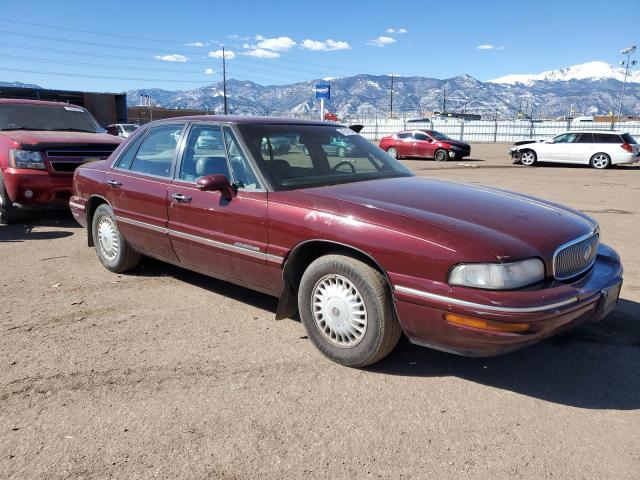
[
  {"x1": 122, "y1": 124, "x2": 138, "y2": 133},
  {"x1": 237, "y1": 124, "x2": 413, "y2": 191},
  {"x1": 0, "y1": 104, "x2": 101, "y2": 132},
  {"x1": 429, "y1": 130, "x2": 450, "y2": 141}
]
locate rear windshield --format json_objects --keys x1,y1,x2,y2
[
  {"x1": 237, "y1": 124, "x2": 413, "y2": 191},
  {"x1": 621, "y1": 133, "x2": 637, "y2": 144},
  {"x1": 0, "y1": 103, "x2": 101, "y2": 133}
]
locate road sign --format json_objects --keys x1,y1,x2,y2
[{"x1": 315, "y1": 84, "x2": 330, "y2": 100}]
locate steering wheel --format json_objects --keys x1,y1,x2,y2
[{"x1": 332, "y1": 161, "x2": 356, "y2": 173}]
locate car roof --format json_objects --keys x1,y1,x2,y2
[
  {"x1": 147, "y1": 115, "x2": 340, "y2": 127},
  {"x1": 0, "y1": 98, "x2": 80, "y2": 107},
  {"x1": 564, "y1": 130, "x2": 628, "y2": 134}
]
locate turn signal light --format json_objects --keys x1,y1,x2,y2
[{"x1": 445, "y1": 313, "x2": 530, "y2": 333}]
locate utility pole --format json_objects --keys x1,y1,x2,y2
[
  {"x1": 389, "y1": 74, "x2": 394, "y2": 118},
  {"x1": 617, "y1": 45, "x2": 637, "y2": 121},
  {"x1": 222, "y1": 46, "x2": 228, "y2": 115}
]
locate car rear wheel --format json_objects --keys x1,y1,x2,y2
[
  {"x1": 0, "y1": 172, "x2": 23, "y2": 225},
  {"x1": 92, "y1": 204, "x2": 140, "y2": 273},
  {"x1": 520, "y1": 150, "x2": 537, "y2": 166},
  {"x1": 590, "y1": 152, "x2": 611, "y2": 169},
  {"x1": 386, "y1": 147, "x2": 398, "y2": 159},
  {"x1": 298, "y1": 254, "x2": 402, "y2": 367},
  {"x1": 434, "y1": 149, "x2": 448, "y2": 161}
]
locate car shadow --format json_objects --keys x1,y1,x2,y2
[
  {"x1": 368, "y1": 297, "x2": 640, "y2": 410},
  {"x1": 129, "y1": 256, "x2": 279, "y2": 314},
  {"x1": 0, "y1": 211, "x2": 78, "y2": 242},
  {"x1": 527, "y1": 162, "x2": 640, "y2": 171}
]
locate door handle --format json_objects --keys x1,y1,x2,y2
[
  {"x1": 171, "y1": 193, "x2": 192, "y2": 203},
  {"x1": 107, "y1": 179, "x2": 122, "y2": 188}
]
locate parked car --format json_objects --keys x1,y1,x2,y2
[
  {"x1": 106, "y1": 123, "x2": 139, "y2": 139},
  {"x1": 510, "y1": 130, "x2": 640, "y2": 169},
  {"x1": 70, "y1": 116, "x2": 622, "y2": 367},
  {"x1": 322, "y1": 136, "x2": 354, "y2": 157},
  {"x1": 0, "y1": 99, "x2": 122, "y2": 223},
  {"x1": 379, "y1": 130, "x2": 471, "y2": 161}
]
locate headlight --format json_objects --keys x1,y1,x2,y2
[
  {"x1": 9, "y1": 149, "x2": 46, "y2": 170},
  {"x1": 449, "y1": 258, "x2": 545, "y2": 290}
]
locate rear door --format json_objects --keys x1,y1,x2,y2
[
  {"x1": 412, "y1": 131, "x2": 434, "y2": 158},
  {"x1": 167, "y1": 123, "x2": 274, "y2": 293},
  {"x1": 107, "y1": 123, "x2": 186, "y2": 260},
  {"x1": 394, "y1": 132, "x2": 415, "y2": 157},
  {"x1": 567, "y1": 132, "x2": 594, "y2": 164}
]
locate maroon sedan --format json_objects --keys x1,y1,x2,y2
[
  {"x1": 379, "y1": 129, "x2": 471, "y2": 161},
  {"x1": 70, "y1": 117, "x2": 622, "y2": 367}
]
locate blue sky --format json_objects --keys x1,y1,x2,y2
[{"x1": 1, "y1": 0, "x2": 638, "y2": 92}]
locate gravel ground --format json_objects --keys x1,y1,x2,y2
[{"x1": 1, "y1": 143, "x2": 639, "y2": 479}]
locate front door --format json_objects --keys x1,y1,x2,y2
[
  {"x1": 541, "y1": 132, "x2": 576, "y2": 162},
  {"x1": 108, "y1": 123, "x2": 186, "y2": 261},
  {"x1": 167, "y1": 124, "x2": 274, "y2": 293}
]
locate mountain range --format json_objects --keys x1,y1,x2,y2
[{"x1": 126, "y1": 62, "x2": 640, "y2": 119}]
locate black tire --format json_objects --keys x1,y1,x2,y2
[
  {"x1": 434, "y1": 149, "x2": 448, "y2": 161},
  {"x1": 590, "y1": 152, "x2": 611, "y2": 169},
  {"x1": 0, "y1": 171, "x2": 24, "y2": 224},
  {"x1": 298, "y1": 254, "x2": 402, "y2": 367},
  {"x1": 520, "y1": 149, "x2": 537, "y2": 166},
  {"x1": 386, "y1": 147, "x2": 399, "y2": 159},
  {"x1": 91, "y1": 204, "x2": 140, "y2": 273}
]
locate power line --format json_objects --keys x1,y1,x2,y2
[{"x1": 0, "y1": 67, "x2": 217, "y2": 84}]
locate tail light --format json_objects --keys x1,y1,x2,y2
[{"x1": 621, "y1": 143, "x2": 633, "y2": 153}]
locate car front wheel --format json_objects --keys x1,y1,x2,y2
[
  {"x1": 298, "y1": 254, "x2": 402, "y2": 367},
  {"x1": 0, "y1": 172, "x2": 23, "y2": 224},
  {"x1": 92, "y1": 204, "x2": 140, "y2": 273},
  {"x1": 434, "y1": 149, "x2": 448, "y2": 161},
  {"x1": 520, "y1": 150, "x2": 537, "y2": 166},
  {"x1": 590, "y1": 152, "x2": 611, "y2": 169},
  {"x1": 386, "y1": 147, "x2": 398, "y2": 159}
]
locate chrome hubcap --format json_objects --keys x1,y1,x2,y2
[
  {"x1": 521, "y1": 152, "x2": 535, "y2": 165},
  {"x1": 312, "y1": 274, "x2": 367, "y2": 348},
  {"x1": 387, "y1": 148, "x2": 397, "y2": 158},
  {"x1": 97, "y1": 216, "x2": 120, "y2": 261},
  {"x1": 593, "y1": 154, "x2": 608, "y2": 168}
]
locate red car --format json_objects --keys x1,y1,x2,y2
[
  {"x1": 379, "y1": 129, "x2": 471, "y2": 161},
  {"x1": 0, "y1": 99, "x2": 122, "y2": 223},
  {"x1": 70, "y1": 116, "x2": 622, "y2": 367}
]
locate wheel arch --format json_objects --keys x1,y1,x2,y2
[
  {"x1": 275, "y1": 239, "x2": 396, "y2": 321},
  {"x1": 85, "y1": 195, "x2": 111, "y2": 247}
]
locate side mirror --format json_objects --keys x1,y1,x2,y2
[{"x1": 196, "y1": 174, "x2": 236, "y2": 200}]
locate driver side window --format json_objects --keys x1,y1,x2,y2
[{"x1": 179, "y1": 125, "x2": 229, "y2": 182}]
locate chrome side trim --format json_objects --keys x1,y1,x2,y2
[
  {"x1": 394, "y1": 285, "x2": 579, "y2": 313},
  {"x1": 113, "y1": 215, "x2": 284, "y2": 263},
  {"x1": 114, "y1": 215, "x2": 169, "y2": 234},
  {"x1": 69, "y1": 201, "x2": 85, "y2": 211}
]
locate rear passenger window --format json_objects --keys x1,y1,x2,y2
[
  {"x1": 574, "y1": 133, "x2": 594, "y2": 143},
  {"x1": 115, "y1": 132, "x2": 146, "y2": 169},
  {"x1": 129, "y1": 124, "x2": 184, "y2": 177},
  {"x1": 593, "y1": 133, "x2": 622, "y2": 143},
  {"x1": 397, "y1": 132, "x2": 411, "y2": 139}
]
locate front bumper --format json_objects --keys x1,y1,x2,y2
[
  {"x1": 392, "y1": 244, "x2": 623, "y2": 357},
  {"x1": 2, "y1": 168, "x2": 73, "y2": 209}
]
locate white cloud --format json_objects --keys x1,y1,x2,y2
[
  {"x1": 256, "y1": 36, "x2": 296, "y2": 51},
  {"x1": 255, "y1": 34, "x2": 265, "y2": 41},
  {"x1": 227, "y1": 34, "x2": 250, "y2": 41},
  {"x1": 367, "y1": 36, "x2": 396, "y2": 47},
  {"x1": 398, "y1": 28, "x2": 408, "y2": 33},
  {"x1": 386, "y1": 27, "x2": 407, "y2": 34},
  {"x1": 301, "y1": 38, "x2": 350, "y2": 51},
  {"x1": 204, "y1": 68, "x2": 215, "y2": 75},
  {"x1": 186, "y1": 41, "x2": 205, "y2": 47},
  {"x1": 477, "y1": 44, "x2": 494, "y2": 50},
  {"x1": 154, "y1": 54, "x2": 188, "y2": 62},
  {"x1": 386, "y1": 28, "x2": 395, "y2": 33},
  {"x1": 208, "y1": 49, "x2": 236, "y2": 59},
  {"x1": 244, "y1": 48, "x2": 280, "y2": 59}
]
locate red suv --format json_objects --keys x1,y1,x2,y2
[
  {"x1": 0, "y1": 99, "x2": 122, "y2": 223},
  {"x1": 379, "y1": 129, "x2": 471, "y2": 161}
]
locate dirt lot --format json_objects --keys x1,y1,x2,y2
[{"x1": 1, "y1": 143, "x2": 639, "y2": 479}]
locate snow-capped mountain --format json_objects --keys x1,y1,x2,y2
[
  {"x1": 490, "y1": 61, "x2": 640, "y2": 86},
  {"x1": 126, "y1": 69, "x2": 640, "y2": 119}
]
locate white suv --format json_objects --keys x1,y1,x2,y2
[{"x1": 510, "y1": 130, "x2": 640, "y2": 169}]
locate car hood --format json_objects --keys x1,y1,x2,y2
[
  {"x1": 298, "y1": 176, "x2": 596, "y2": 260},
  {"x1": 441, "y1": 139, "x2": 470, "y2": 148},
  {"x1": 0, "y1": 130, "x2": 122, "y2": 149}
]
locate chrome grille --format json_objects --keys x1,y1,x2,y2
[{"x1": 553, "y1": 233, "x2": 599, "y2": 280}]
